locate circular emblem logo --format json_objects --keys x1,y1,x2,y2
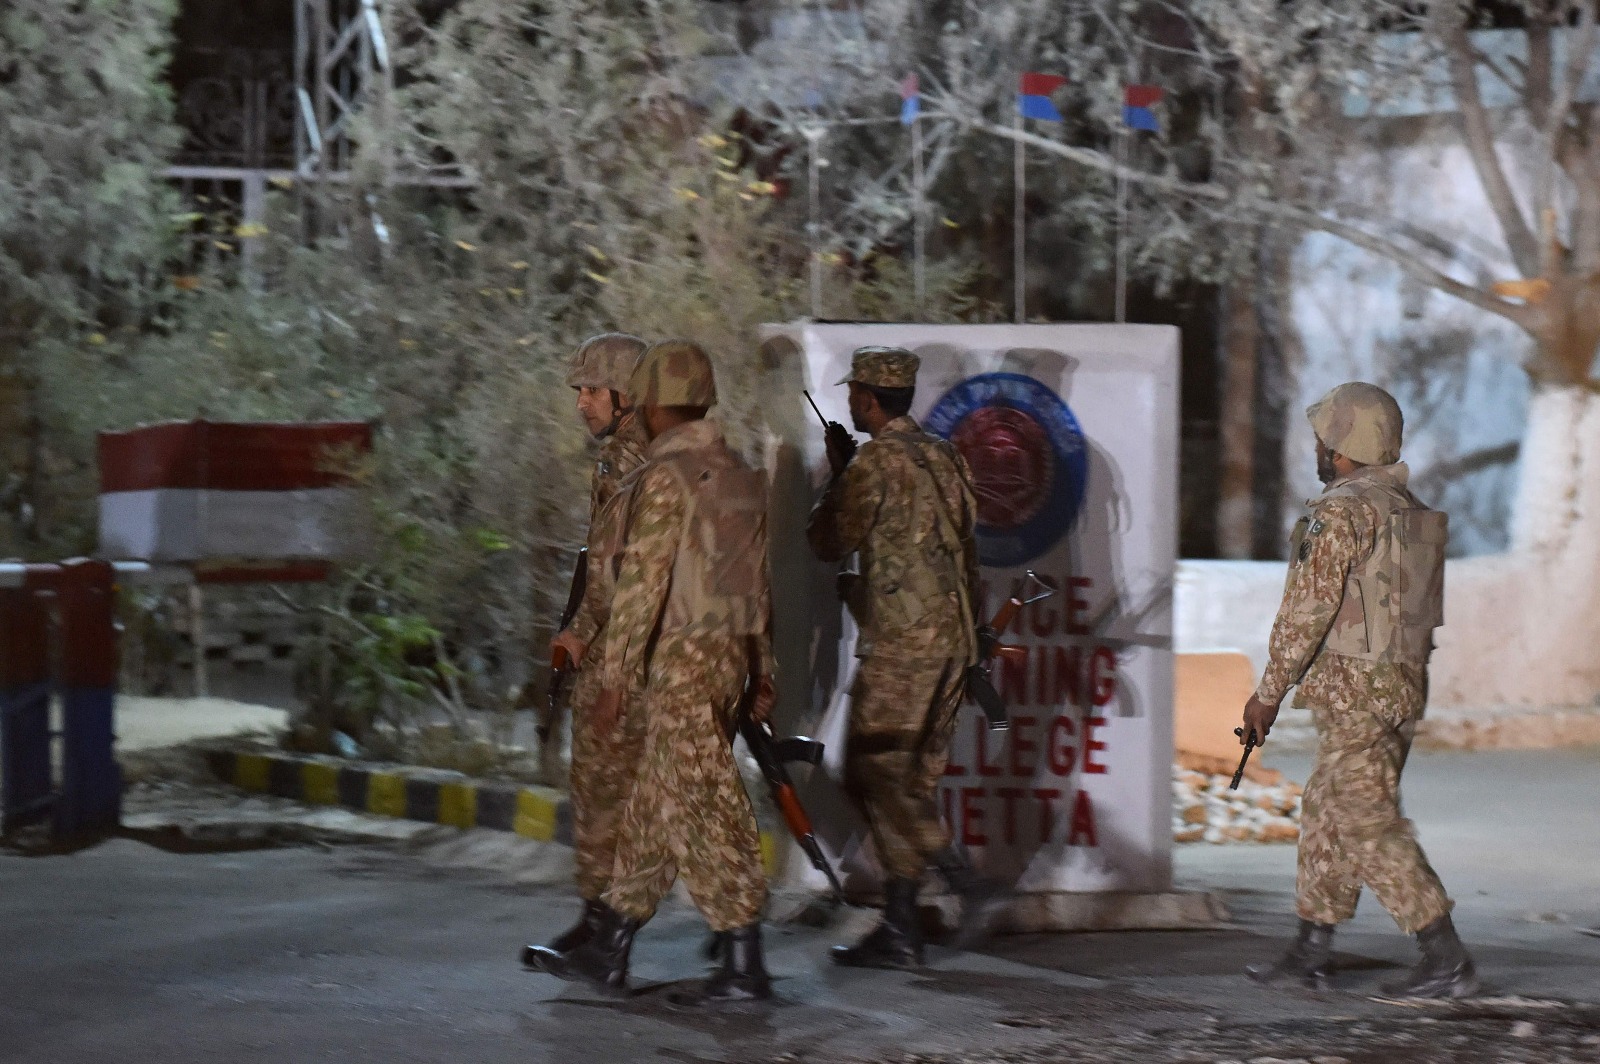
[{"x1": 925, "y1": 373, "x2": 1087, "y2": 567}]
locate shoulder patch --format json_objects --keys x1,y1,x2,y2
[{"x1": 1307, "y1": 518, "x2": 1325, "y2": 537}]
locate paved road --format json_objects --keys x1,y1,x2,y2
[{"x1": 3, "y1": 748, "x2": 1598, "y2": 1063}]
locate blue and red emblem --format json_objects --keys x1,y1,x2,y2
[{"x1": 924, "y1": 373, "x2": 1087, "y2": 568}]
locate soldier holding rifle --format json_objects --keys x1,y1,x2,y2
[
  {"x1": 1242, "y1": 382, "x2": 1476, "y2": 999},
  {"x1": 522, "y1": 333, "x2": 649, "y2": 975},
  {"x1": 806, "y1": 346, "x2": 994, "y2": 970},
  {"x1": 546, "y1": 340, "x2": 776, "y2": 1005}
]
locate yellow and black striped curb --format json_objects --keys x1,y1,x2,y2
[
  {"x1": 204, "y1": 749, "x2": 573, "y2": 843},
  {"x1": 203, "y1": 747, "x2": 784, "y2": 873}
]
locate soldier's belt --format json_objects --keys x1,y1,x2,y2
[{"x1": 848, "y1": 732, "x2": 924, "y2": 756}]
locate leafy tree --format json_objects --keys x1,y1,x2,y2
[
  {"x1": 942, "y1": 1, "x2": 1600, "y2": 384},
  {"x1": 0, "y1": 0, "x2": 183, "y2": 552},
  {"x1": 39, "y1": 0, "x2": 979, "y2": 742},
  {"x1": 711, "y1": 2, "x2": 1597, "y2": 553}
]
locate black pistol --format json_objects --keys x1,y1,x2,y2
[{"x1": 1229, "y1": 727, "x2": 1259, "y2": 790}]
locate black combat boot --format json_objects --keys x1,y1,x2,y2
[
  {"x1": 1246, "y1": 919, "x2": 1336, "y2": 989},
  {"x1": 670, "y1": 923, "x2": 773, "y2": 1005},
  {"x1": 931, "y1": 843, "x2": 1004, "y2": 947},
  {"x1": 1381, "y1": 914, "x2": 1480, "y2": 999},
  {"x1": 521, "y1": 899, "x2": 606, "y2": 973},
  {"x1": 701, "y1": 929, "x2": 727, "y2": 965},
  {"x1": 831, "y1": 877, "x2": 923, "y2": 969},
  {"x1": 553, "y1": 903, "x2": 642, "y2": 994}
]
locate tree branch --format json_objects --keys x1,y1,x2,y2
[
  {"x1": 969, "y1": 116, "x2": 1221, "y2": 200},
  {"x1": 1474, "y1": 46, "x2": 1526, "y2": 101},
  {"x1": 1410, "y1": 440, "x2": 1520, "y2": 495},
  {"x1": 1555, "y1": 1, "x2": 1600, "y2": 115},
  {"x1": 966, "y1": 115, "x2": 1536, "y2": 328},
  {"x1": 1293, "y1": 210, "x2": 1533, "y2": 326},
  {"x1": 1538, "y1": 0, "x2": 1599, "y2": 227},
  {"x1": 1575, "y1": 116, "x2": 1600, "y2": 269},
  {"x1": 1527, "y1": 12, "x2": 1554, "y2": 129},
  {"x1": 1439, "y1": 13, "x2": 1542, "y2": 275}
]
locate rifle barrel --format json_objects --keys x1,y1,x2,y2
[{"x1": 796, "y1": 832, "x2": 847, "y2": 900}]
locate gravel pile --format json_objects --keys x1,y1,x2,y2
[{"x1": 1172, "y1": 766, "x2": 1302, "y2": 844}]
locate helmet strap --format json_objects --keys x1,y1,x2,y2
[{"x1": 598, "y1": 388, "x2": 630, "y2": 438}]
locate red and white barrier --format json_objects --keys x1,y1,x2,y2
[{"x1": 97, "y1": 421, "x2": 372, "y2": 564}]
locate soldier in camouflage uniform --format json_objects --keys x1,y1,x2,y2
[
  {"x1": 1243, "y1": 382, "x2": 1477, "y2": 999},
  {"x1": 548, "y1": 340, "x2": 776, "y2": 1004},
  {"x1": 522, "y1": 333, "x2": 650, "y2": 975},
  {"x1": 807, "y1": 346, "x2": 993, "y2": 970}
]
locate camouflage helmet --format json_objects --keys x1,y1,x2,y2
[
  {"x1": 565, "y1": 333, "x2": 647, "y2": 393},
  {"x1": 1307, "y1": 382, "x2": 1403, "y2": 466},
  {"x1": 630, "y1": 339, "x2": 718, "y2": 407}
]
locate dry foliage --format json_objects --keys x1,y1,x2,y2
[{"x1": 25, "y1": 0, "x2": 990, "y2": 757}]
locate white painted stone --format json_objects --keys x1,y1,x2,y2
[{"x1": 115, "y1": 695, "x2": 288, "y2": 752}]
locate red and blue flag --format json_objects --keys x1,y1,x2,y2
[
  {"x1": 1017, "y1": 72, "x2": 1066, "y2": 122},
  {"x1": 900, "y1": 74, "x2": 920, "y2": 125},
  {"x1": 1123, "y1": 85, "x2": 1162, "y2": 131}
]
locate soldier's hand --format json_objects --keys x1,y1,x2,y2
[
  {"x1": 1242, "y1": 694, "x2": 1279, "y2": 746},
  {"x1": 824, "y1": 421, "x2": 858, "y2": 477},
  {"x1": 551, "y1": 628, "x2": 588, "y2": 666},
  {"x1": 752, "y1": 675, "x2": 777, "y2": 723},
  {"x1": 592, "y1": 687, "x2": 622, "y2": 737}
]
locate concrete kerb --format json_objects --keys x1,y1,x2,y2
[
  {"x1": 203, "y1": 747, "x2": 785, "y2": 876},
  {"x1": 202, "y1": 748, "x2": 1228, "y2": 931},
  {"x1": 203, "y1": 748, "x2": 575, "y2": 845}
]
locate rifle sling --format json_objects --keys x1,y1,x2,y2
[{"x1": 883, "y1": 435, "x2": 985, "y2": 680}]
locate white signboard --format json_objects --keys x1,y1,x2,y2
[{"x1": 761, "y1": 322, "x2": 1179, "y2": 897}]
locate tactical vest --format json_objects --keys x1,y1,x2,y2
[
  {"x1": 852, "y1": 431, "x2": 977, "y2": 661},
  {"x1": 1287, "y1": 476, "x2": 1447, "y2": 664},
  {"x1": 647, "y1": 444, "x2": 769, "y2": 637}
]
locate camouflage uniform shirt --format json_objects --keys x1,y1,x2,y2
[
  {"x1": 565, "y1": 412, "x2": 650, "y2": 650},
  {"x1": 806, "y1": 415, "x2": 981, "y2": 662},
  {"x1": 1256, "y1": 464, "x2": 1426, "y2": 721}
]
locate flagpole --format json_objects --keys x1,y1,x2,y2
[
  {"x1": 911, "y1": 113, "x2": 926, "y2": 316},
  {"x1": 1114, "y1": 128, "x2": 1128, "y2": 324},
  {"x1": 1013, "y1": 107, "x2": 1025, "y2": 324},
  {"x1": 804, "y1": 124, "x2": 824, "y2": 318}
]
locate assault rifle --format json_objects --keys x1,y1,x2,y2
[
  {"x1": 967, "y1": 570, "x2": 1056, "y2": 732},
  {"x1": 734, "y1": 678, "x2": 846, "y2": 903},
  {"x1": 540, "y1": 546, "x2": 588, "y2": 745}
]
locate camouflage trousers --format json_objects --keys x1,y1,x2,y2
[
  {"x1": 568, "y1": 661, "x2": 645, "y2": 901},
  {"x1": 1297, "y1": 705, "x2": 1452, "y2": 934},
  {"x1": 603, "y1": 632, "x2": 767, "y2": 932},
  {"x1": 844, "y1": 652, "x2": 965, "y2": 881}
]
